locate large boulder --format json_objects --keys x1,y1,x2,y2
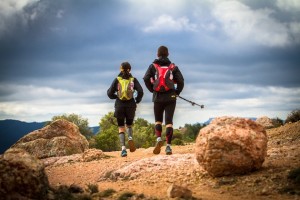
[
  {"x1": 195, "y1": 117, "x2": 268, "y2": 177},
  {"x1": 0, "y1": 148, "x2": 49, "y2": 199},
  {"x1": 11, "y1": 119, "x2": 89, "y2": 159}
]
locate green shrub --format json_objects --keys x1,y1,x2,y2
[
  {"x1": 272, "y1": 117, "x2": 284, "y2": 128},
  {"x1": 69, "y1": 184, "x2": 84, "y2": 193},
  {"x1": 99, "y1": 189, "x2": 116, "y2": 197},
  {"x1": 288, "y1": 167, "x2": 300, "y2": 185},
  {"x1": 86, "y1": 183, "x2": 99, "y2": 194},
  {"x1": 118, "y1": 192, "x2": 135, "y2": 200},
  {"x1": 286, "y1": 109, "x2": 300, "y2": 123},
  {"x1": 76, "y1": 194, "x2": 92, "y2": 200},
  {"x1": 52, "y1": 185, "x2": 73, "y2": 200},
  {"x1": 172, "y1": 138, "x2": 185, "y2": 146}
]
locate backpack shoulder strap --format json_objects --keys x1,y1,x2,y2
[
  {"x1": 153, "y1": 63, "x2": 175, "y2": 69},
  {"x1": 169, "y1": 63, "x2": 175, "y2": 70},
  {"x1": 153, "y1": 63, "x2": 160, "y2": 69}
]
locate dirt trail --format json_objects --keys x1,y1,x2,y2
[{"x1": 45, "y1": 122, "x2": 300, "y2": 200}]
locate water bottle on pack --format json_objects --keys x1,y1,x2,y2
[{"x1": 130, "y1": 81, "x2": 134, "y2": 91}]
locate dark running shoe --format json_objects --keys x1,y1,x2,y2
[
  {"x1": 153, "y1": 140, "x2": 163, "y2": 154},
  {"x1": 121, "y1": 149, "x2": 127, "y2": 157},
  {"x1": 128, "y1": 138, "x2": 136, "y2": 152},
  {"x1": 165, "y1": 145, "x2": 172, "y2": 155}
]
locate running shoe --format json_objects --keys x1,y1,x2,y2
[
  {"x1": 121, "y1": 149, "x2": 127, "y2": 157},
  {"x1": 165, "y1": 145, "x2": 172, "y2": 155},
  {"x1": 153, "y1": 139, "x2": 163, "y2": 154},
  {"x1": 128, "y1": 138, "x2": 136, "y2": 152}
]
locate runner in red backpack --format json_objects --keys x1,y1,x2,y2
[{"x1": 143, "y1": 46, "x2": 184, "y2": 155}]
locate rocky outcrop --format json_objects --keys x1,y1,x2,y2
[
  {"x1": 195, "y1": 116, "x2": 268, "y2": 177},
  {"x1": 101, "y1": 154, "x2": 200, "y2": 181},
  {"x1": 11, "y1": 119, "x2": 89, "y2": 159},
  {"x1": 42, "y1": 149, "x2": 106, "y2": 167},
  {"x1": 256, "y1": 116, "x2": 274, "y2": 129},
  {"x1": 0, "y1": 148, "x2": 49, "y2": 199}
]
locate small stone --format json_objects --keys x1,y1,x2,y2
[{"x1": 167, "y1": 184, "x2": 193, "y2": 199}]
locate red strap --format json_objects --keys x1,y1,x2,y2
[
  {"x1": 153, "y1": 63, "x2": 175, "y2": 69},
  {"x1": 153, "y1": 63, "x2": 159, "y2": 69},
  {"x1": 168, "y1": 63, "x2": 175, "y2": 70}
]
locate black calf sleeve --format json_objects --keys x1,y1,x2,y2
[
  {"x1": 155, "y1": 124, "x2": 162, "y2": 137},
  {"x1": 166, "y1": 127, "x2": 173, "y2": 144}
]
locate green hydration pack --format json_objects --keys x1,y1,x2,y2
[{"x1": 117, "y1": 76, "x2": 134, "y2": 100}]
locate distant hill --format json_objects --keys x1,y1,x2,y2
[
  {"x1": 90, "y1": 126, "x2": 100, "y2": 134},
  {"x1": 0, "y1": 120, "x2": 46, "y2": 154},
  {"x1": 0, "y1": 119, "x2": 100, "y2": 154},
  {"x1": 203, "y1": 118, "x2": 214, "y2": 125}
]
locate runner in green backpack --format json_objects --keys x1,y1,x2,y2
[{"x1": 107, "y1": 62, "x2": 144, "y2": 157}]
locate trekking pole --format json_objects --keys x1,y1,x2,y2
[{"x1": 178, "y1": 96, "x2": 204, "y2": 109}]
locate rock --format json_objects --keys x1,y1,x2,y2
[
  {"x1": 82, "y1": 148, "x2": 106, "y2": 162},
  {"x1": 42, "y1": 154, "x2": 82, "y2": 167},
  {"x1": 167, "y1": 184, "x2": 192, "y2": 198},
  {"x1": 0, "y1": 148, "x2": 49, "y2": 199},
  {"x1": 195, "y1": 116, "x2": 268, "y2": 177},
  {"x1": 108, "y1": 154, "x2": 198, "y2": 180},
  {"x1": 11, "y1": 119, "x2": 89, "y2": 159},
  {"x1": 256, "y1": 116, "x2": 274, "y2": 129}
]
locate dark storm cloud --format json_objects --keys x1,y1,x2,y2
[
  {"x1": 0, "y1": 0, "x2": 133, "y2": 83},
  {"x1": 0, "y1": 0, "x2": 299, "y2": 125},
  {"x1": 177, "y1": 42, "x2": 300, "y2": 91}
]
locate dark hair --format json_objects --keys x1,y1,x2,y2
[
  {"x1": 157, "y1": 46, "x2": 169, "y2": 58},
  {"x1": 120, "y1": 62, "x2": 131, "y2": 79}
]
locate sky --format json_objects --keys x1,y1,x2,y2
[{"x1": 0, "y1": 0, "x2": 300, "y2": 127}]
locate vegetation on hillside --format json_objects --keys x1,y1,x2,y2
[
  {"x1": 88, "y1": 112, "x2": 205, "y2": 152},
  {"x1": 286, "y1": 109, "x2": 300, "y2": 123},
  {"x1": 48, "y1": 109, "x2": 299, "y2": 152}
]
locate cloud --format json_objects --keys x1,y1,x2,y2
[
  {"x1": 276, "y1": 0, "x2": 300, "y2": 11},
  {"x1": 0, "y1": 0, "x2": 39, "y2": 37},
  {"x1": 177, "y1": 83, "x2": 300, "y2": 122},
  {"x1": 0, "y1": 101, "x2": 108, "y2": 125},
  {"x1": 126, "y1": 0, "x2": 186, "y2": 19},
  {"x1": 0, "y1": 84, "x2": 96, "y2": 102},
  {"x1": 0, "y1": 83, "x2": 107, "y2": 125},
  {"x1": 212, "y1": 1, "x2": 292, "y2": 47},
  {"x1": 288, "y1": 22, "x2": 300, "y2": 43},
  {"x1": 142, "y1": 14, "x2": 197, "y2": 33},
  {"x1": 56, "y1": 9, "x2": 64, "y2": 18},
  {"x1": 0, "y1": 0, "x2": 299, "y2": 127},
  {"x1": 0, "y1": 0, "x2": 38, "y2": 15}
]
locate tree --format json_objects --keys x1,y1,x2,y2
[
  {"x1": 98, "y1": 112, "x2": 118, "y2": 133},
  {"x1": 92, "y1": 113, "x2": 191, "y2": 151},
  {"x1": 286, "y1": 109, "x2": 300, "y2": 123},
  {"x1": 92, "y1": 112, "x2": 119, "y2": 151},
  {"x1": 182, "y1": 122, "x2": 204, "y2": 142},
  {"x1": 48, "y1": 113, "x2": 93, "y2": 139},
  {"x1": 272, "y1": 117, "x2": 284, "y2": 128},
  {"x1": 132, "y1": 118, "x2": 156, "y2": 148}
]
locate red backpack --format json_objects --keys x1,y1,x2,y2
[{"x1": 151, "y1": 63, "x2": 176, "y2": 92}]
